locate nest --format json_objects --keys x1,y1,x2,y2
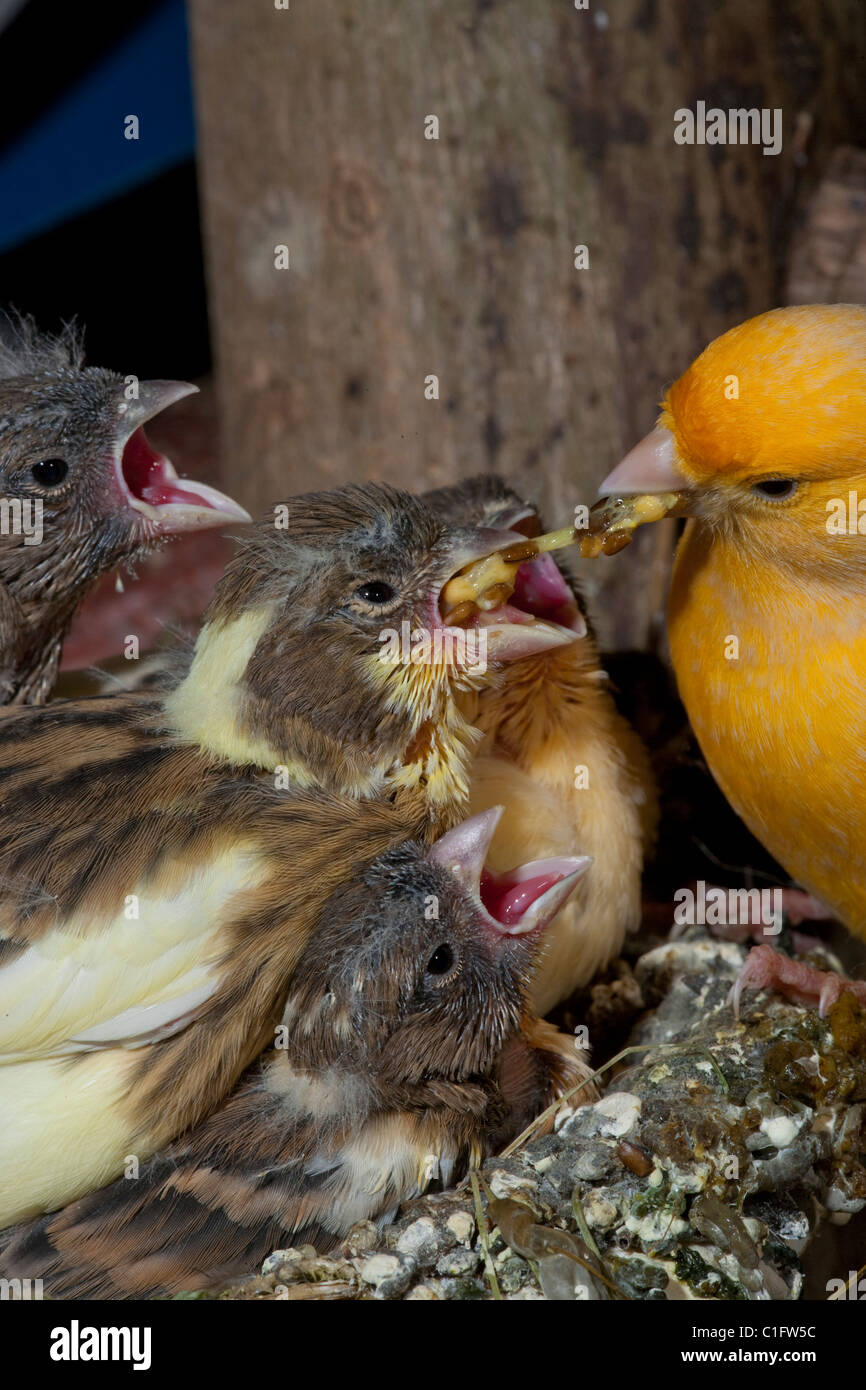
[{"x1": 207, "y1": 930, "x2": 866, "y2": 1301}]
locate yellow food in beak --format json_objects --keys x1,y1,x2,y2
[{"x1": 440, "y1": 494, "x2": 686, "y2": 625}]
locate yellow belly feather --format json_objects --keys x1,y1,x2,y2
[{"x1": 669, "y1": 524, "x2": 866, "y2": 934}]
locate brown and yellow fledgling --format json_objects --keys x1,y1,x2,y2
[
  {"x1": 0, "y1": 811, "x2": 589, "y2": 1299},
  {"x1": 0, "y1": 483, "x2": 583, "y2": 1225},
  {"x1": 110, "y1": 476, "x2": 652, "y2": 1016},
  {"x1": 0, "y1": 314, "x2": 250, "y2": 703},
  {"x1": 425, "y1": 475, "x2": 656, "y2": 1014}
]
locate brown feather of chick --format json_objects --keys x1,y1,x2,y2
[
  {"x1": 0, "y1": 483, "x2": 553, "y2": 1223},
  {"x1": 0, "y1": 837, "x2": 563, "y2": 1298}
]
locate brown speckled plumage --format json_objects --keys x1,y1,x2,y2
[
  {"x1": 0, "y1": 484, "x2": 528, "y2": 1224},
  {"x1": 0, "y1": 837, "x2": 566, "y2": 1298}
]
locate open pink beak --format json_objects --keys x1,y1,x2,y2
[
  {"x1": 437, "y1": 527, "x2": 586, "y2": 665},
  {"x1": 112, "y1": 382, "x2": 251, "y2": 534},
  {"x1": 429, "y1": 806, "x2": 591, "y2": 938}
]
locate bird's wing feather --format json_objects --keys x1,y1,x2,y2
[
  {"x1": 0, "y1": 1077, "x2": 333, "y2": 1298},
  {"x1": 0, "y1": 1078, "x2": 455, "y2": 1298},
  {"x1": 0, "y1": 848, "x2": 263, "y2": 1061}
]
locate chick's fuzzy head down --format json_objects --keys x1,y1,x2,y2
[{"x1": 281, "y1": 839, "x2": 533, "y2": 1093}]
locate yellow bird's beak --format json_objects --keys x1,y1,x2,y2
[{"x1": 599, "y1": 425, "x2": 685, "y2": 496}]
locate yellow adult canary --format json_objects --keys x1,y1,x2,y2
[{"x1": 603, "y1": 304, "x2": 866, "y2": 1007}]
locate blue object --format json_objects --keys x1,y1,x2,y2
[{"x1": 0, "y1": 0, "x2": 195, "y2": 255}]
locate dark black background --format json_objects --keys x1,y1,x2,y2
[{"x1": 0, "y1": 0, "x2": 209, "y2": 378}]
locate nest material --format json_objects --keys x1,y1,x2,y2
[{"x1": 206, "y1": 931, "x2": 866, "y2": 1301}]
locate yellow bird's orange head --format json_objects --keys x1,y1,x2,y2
[{"x1": 603, "y1": 304, "x2": 866, "y2": 579}]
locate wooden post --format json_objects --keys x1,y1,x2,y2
[{"x1": 188, "y1": 0, "x2": 866, "y2": 648}]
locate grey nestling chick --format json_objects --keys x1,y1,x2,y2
[
  {"x1": 0, "y1": 809, "x2": 588, "y2": 1298},
  {"x1": 0, "y1": 313, "x2": 249, "y2": 703}
]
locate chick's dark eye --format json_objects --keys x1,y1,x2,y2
[
  {"x1": 425, "y1": 943, "x2": 455, "y2": 977},
  {"x1": 354, "y1": 581, "x2": 396, "y2": 604},
  {"x1": 752, "y1": 478, "x2": 798, "y2": 500},
  {"x1": 31, "y1": 458, "x2": 69, "y2": 487}
]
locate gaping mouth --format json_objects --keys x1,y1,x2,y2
[
  {"x1": 113, "y1": 382, "x2": 251, "y2": 535},
  {"x1": 437, "y1": 509, "x2": 586, "y2": 663},
  {"x1": 430, "y1": 806, "x2": 590, "y2": 939}
]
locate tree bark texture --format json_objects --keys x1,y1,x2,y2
[{"x1": 188, "y1": 0, "x2": 866, "y2": 648}]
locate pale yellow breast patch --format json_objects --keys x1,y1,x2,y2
[
  {"x1": 0, "y1": 1050, "x2": 143, "y2": 1226},
  {"x1": 0, "y1": 843, "x2": 270, "y2": 1225},
  {"x1": 164, "y1": 606, "x2": 308, "y2": 774},
  {"x1": 0, "y1": 845, "x2": 265, "y2": 1062}
]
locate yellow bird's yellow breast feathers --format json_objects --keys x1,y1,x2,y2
[{"x1": 670, "y1": 523, "x2": 866, "y2": 931}]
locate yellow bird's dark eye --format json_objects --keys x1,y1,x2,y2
[
  {"x1": 354, "y1": 581, "x2": 396, "y2": 604},
  {"x1": 752, "y1": 478, "x2": 798, "y2": 500},
  {"x1": 31, "y1": 458, "x2": 69, "y2": 487}
]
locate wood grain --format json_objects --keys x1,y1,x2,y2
[{"x1": 188, "y1": 0, "x2": 866, "y2": 648}]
